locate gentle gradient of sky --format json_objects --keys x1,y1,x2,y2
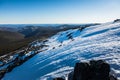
[{"x1": 0, "y1": 0, "x2": 120, "y2": 24}]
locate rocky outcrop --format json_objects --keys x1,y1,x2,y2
[
  {"x1": 113, "y1": 19, "x2": 120, "y2": 23},
  {"x1": 54, "y1": 60, "x2": 117, "y2": 80}
]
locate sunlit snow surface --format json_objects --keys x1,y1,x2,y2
[{"x1": 3, "y1": 22, "x2": 120, "y2": 80}]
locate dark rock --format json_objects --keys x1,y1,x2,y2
[
  {"x1": 113, "y1": 19, "x2": 120, "y2": 23},
  {"x1": 73, "y1": 62, "x2": 90, "y2": 80},
  {"x1": 53, "y1": 47, "x2": 55, "y2": 49},
  {"x1": 68, "y1": 71, "x2": 74, "y2": 80},
  {"x1": 89, "y1": 60, "x2": 110, "y2": 80},
  {"x1": 43, "y1": 40, "x2": 48, "y2": 43},
  {"x1": 110, "y1": 75, "x2": 117, "y2": 80},
  {"x1": 59, "y1": 45, "x2": 62, "y2": 47},
  {"x1": 53, "y1": 77, "x2": 65, "y2": 80},
  {"x1": 0, "y1": 69, "x2": 6, "y2": 79},
  {"x1": 7, "y1": 65, "x2": 14, "y2": 72}
]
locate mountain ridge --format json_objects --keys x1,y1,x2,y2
[{"x1": 1, "y1": 20, "x2": 120, "y2": 80}]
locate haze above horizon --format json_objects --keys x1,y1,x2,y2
[{"x1": 0, "y1": 0, "x2": 120, "y2": 24}]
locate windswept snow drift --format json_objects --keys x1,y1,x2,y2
[{"x1": 3, "y1": 22, "x2": 120, "y2": 80}]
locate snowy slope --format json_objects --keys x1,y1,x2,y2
[{"x1": 2, "y1": 22, "x2": 120, "y2": 80}]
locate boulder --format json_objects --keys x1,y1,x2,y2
[
  {"x1": 73, "y1": 62, "x2": 90, "y2": 80},
  {"x1": 89, "y1": 60, "x2": 110, "y2": 80}
]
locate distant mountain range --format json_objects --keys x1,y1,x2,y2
[{"x1": 0, "y1": 24, "x2": 98, "y2": 55}]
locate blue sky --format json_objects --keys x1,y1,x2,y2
[{"x1": 0, "y1": 0, "x2": 120, "y2": 24}]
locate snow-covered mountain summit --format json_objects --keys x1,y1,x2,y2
[{"x1": 3, "y1": 21, "x2": 120, "y2": 80}]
